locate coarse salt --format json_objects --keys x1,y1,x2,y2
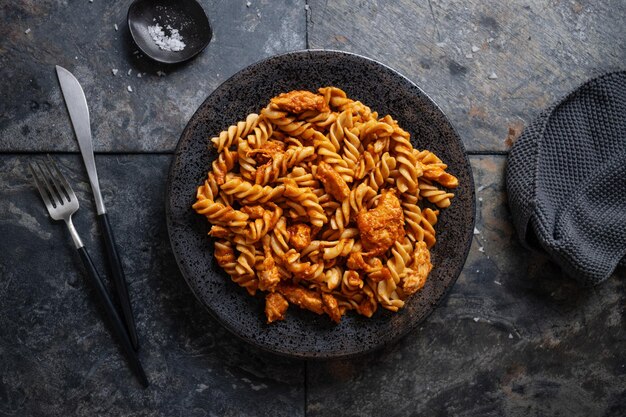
[
  {"x1": 114, "y1": 24, "x2": 118, "y2": 31},
  {"x1": 488, "y1": 72, "x2": 498, "y2": 80},
  {"x1": 473, "y1": 227, "x2": 481, "y2": 235},
  {"x1": 127, "y1": 85, "x2": 133, "y2": 92},
  {"x1": 471, "y1": 45, "x2": 480, "y2": 53},
  {"x1": 147, "y1": 23, "x2": 186, "y2": 52},
  {"x1": 111, "y1": 68, "x2": 118, "y2": 76},
  {"x1": 246, "y1": 1, "x2": 252, "y2": 6}
]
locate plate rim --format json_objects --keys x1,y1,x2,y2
[{"x1": 165, "y1": 48, "x2": 476, "y2": 359}]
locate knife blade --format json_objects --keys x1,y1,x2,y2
[
  {"x1": 56, "y1": 65, "x2": 140, "y2": 350},
  {"x1": 55, "y1": 66, "x2": 105, "y2": 215}
]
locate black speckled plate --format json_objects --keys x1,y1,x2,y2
[{"x1": 166, "y1": 50, "x2": 475, "y2": 359}]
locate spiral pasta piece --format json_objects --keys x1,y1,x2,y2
[{"x1": 211, "y1": 113, "x2": 260, "y2": 152}]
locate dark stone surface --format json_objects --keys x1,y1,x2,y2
[
  {"x1": 307, "y1": 0, "x2": 626, "y2": 152},
  {"x1": 306, "y1": 156, "x2": 626, "y2": 417},
  {"x1": 0, "y1": 155, "x2": 304, "y2": 417},
  {"x1": 167, "y1": 50, "x2": 475, "y2": 359},
  {"x1": 0, "y1": 0, "x2": 306, "y2": 152}
]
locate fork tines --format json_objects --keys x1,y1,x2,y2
[{"x1": 29, "y1": 156, "x2": 76, "y2": 213}]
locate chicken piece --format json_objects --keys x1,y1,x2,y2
[
  {"x1": 258, "y1": 243, "x2": 281, "y2": 292},
  {"x1": 315, "y1": 161, "x2": 350, "y2": 201},
  {"x1": 278, "y1": 284, "x2": 324, "y2": 315},
  {"x1": 287, "y1": 223, "x2": 312, "y2": 251},
  {"x1": 356, "y1": 297, "x2": 377, "y2": 318},
  {"x1": 241, "y1": 205, "x2": 266, "y2": 219},
  {"x1": 247, "y1": 141, "x2": 285, "y2": 165},
  {"x1": 270, "y1": 90, "x2": 330, "y2": 114},
  {"x1": 208, "y1": 225, "x2": 231, "y2": 238},
  {"x1": 321, "y1": 293, "x2": 342, "y2": 323},
  {"x1": 265, "y1": 292, "x2": 289, "y2": 323},
  {"x1": 356, "y1": 190, "x2": 405, "y2": 256},
  {"x1": 402, "y1": 241, "x2": 432, "y2": 295}
]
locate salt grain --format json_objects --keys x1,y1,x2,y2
[
  {"x1": 137, "y1": 73, "x2": 142, "y2": 78},
  {"x1": 25, "y1": 28, "x2": 31, "y2": 34},
  {"x1": 478, "y1": 197, "x2": 483, "y2": 202},
  {"x1": 246, "y1": 1, "x2": 251, "y2": 6},
  {"x1": 508, "y1": 333, "x2": 513, "y2": 339},
  {"x1": 111, "y1": 68, "x2": 118, "y2": 76},
  {"x1": 127, "y1": 85, "x2": 133, "y2": 92},
  {"x1": 114, "y1": 24, "x2": 118, "y2": 31},
  {"x1": 471, "y1": 45, "x2": 480, "y2": 53},
  {"x1": 148, "y1": 23, "x2": 186, "y2": 52},
  {"x1": 305, "y1": 4, "x2": 310, "y2": 10},
  {"x1": 128, "y1": 69, "x2": 132, "y2": 75},
  {"x1": 477, "y1": 184, "x2": 488, "y2": 192},
  {"x1": 494, "y1": 280, "x2": 502, "y2": 285},
  {"x1": 465, "y1": 53, "x2": 473, "y2": 59},
  {"x1": 473, "y1": 317, "x2": 480, "y2": 322},
  {"x1": 488, "y1": 72, "x2": 498, "y2": 80},
  {"x1": 473, "y1": 227, "x2": 481, "y2": 235},
  {"x1": 478, "y1": 246, "x2": 484, "y2": 253}
]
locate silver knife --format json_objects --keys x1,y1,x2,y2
[{"x1": 56, "y1": 65, "x2": 140, "y2": 350}]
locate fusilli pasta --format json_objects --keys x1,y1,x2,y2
[{"x1": 193, "y1": 88, "x2": 458, "y2": 323}]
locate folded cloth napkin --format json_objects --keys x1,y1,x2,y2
[{"x1": 506, "y1": 71, "x2": 626, "y2": 285}]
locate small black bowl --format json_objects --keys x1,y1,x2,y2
[{"x1": 127, "y1": 0, "x2": 212, "y2": 64}]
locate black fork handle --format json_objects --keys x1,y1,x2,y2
[
  {"x1": 77, "y1": 246, "x2": 149, "y2": 388},
  {"x1": 98, "y1": 213, "x2": 139, "y2": 350}
]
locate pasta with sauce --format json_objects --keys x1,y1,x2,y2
[{"x1": 193, "y1": 87, "x2": 458, "y2": 324}]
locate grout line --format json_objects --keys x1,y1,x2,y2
[
  {"x1": 0, "y1": 150, "x2": 176, "y2": 156},
  {"x1": 1, "y1": 150, "x2": 510, "y2": 156},
  {"x1": 305, "y1": 0, "x2": 310, "y2": 49}
]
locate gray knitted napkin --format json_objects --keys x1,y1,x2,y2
[{"x1": 506, "y1": 71, "x2": 626, "y2": 285}]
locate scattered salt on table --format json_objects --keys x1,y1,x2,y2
[
  {"x1": 111, "y1": 68, "x2": 118, "y2": 76},
  {"x1": 147, "y1": 23, "x2": 186, "y2": 52}
]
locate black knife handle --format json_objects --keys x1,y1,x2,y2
[
  {"x1": 77, "y1": 247, "x2": 149, "y2": 387},
  {"x1": 98, "y1": 213, "x2": 139, "y2": 350}
]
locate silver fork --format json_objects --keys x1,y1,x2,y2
[{"x1": 29, "y1": 156, "x2": 148, "y2": 387}]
